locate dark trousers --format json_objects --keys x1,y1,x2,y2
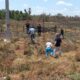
[
  {"x1": 30, "y1": 34, "x2": 35, "y2": 43},
  {"x1": 38, "y1": 32, "x2": 41, "y2": 36}
]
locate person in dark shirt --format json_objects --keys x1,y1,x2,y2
[
  {"x1": 26, "y1": 22, "x2": 30, "y2": 34},
  {"x1": 37, "y1": 24, "x2": 42, "y2": 36},
  {"x1": 54, "y1": 33, "x2": 62, "y2": 57},
  {"x1": 55, "y1": 37, "x2": 62, "y2": 47}
]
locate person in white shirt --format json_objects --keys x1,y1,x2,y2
[
  {"x1": 45, "y1": 41, "x2": 54, "y2": 57},
  {"x1": 29, "y1": 25, "x2": 36, "y2": 43}
]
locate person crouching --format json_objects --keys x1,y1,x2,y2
[{"x1": 45, "y1": 40, "x2": 54, "y2": 57}]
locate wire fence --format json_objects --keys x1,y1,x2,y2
[{"x1": 0, "y1": 21, "x2": 80, "y2": 40}]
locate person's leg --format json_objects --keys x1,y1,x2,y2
[
  {"x1": 38, "y1": 31, "x2": 40, "y2": 36},
  {"x1": 58, "y1": 47, "x2": 62, "y2": 56},
  {"x1": 31, "y1": 34, "x2": 34, "y2": 43},
  {"x1": 50, "y1": 48, "x2": 54, "y2": 56},
  {"x1": 53, "y1": 48, "x2": 56, "y2": 57},
  {"x1": 32, "y1": 34, "x2": 35, "y2": 40},
  {"x1": 33, "y1": 34, "x2": 35, "y2": 38},
  {"x1": 45, "y1": 48, "x2": 50, "y2": 57},
  {"x1": 38, "y1": 31, "x2": 39, "y2": 36},
  {"x1": 39, "y1": 31, "x2": 41, "y2": 36},
  {"x1": 45, "y1": 48, "x2": 48, "y2": 57},
  {"x1": 53, "y1": 47, "x2": 60, "y2": 58},
  {"x1": 38, "y1": 32, "x2": 40, "y2": 36},
  {"x1": 31, "y1": 34, "x2": 32, "y2": 41},
  {"x1": 55, "y1": 47, "x2": 62, "y2": 57},
  {"x1": 27, "y1": 29, "x2": 29, "y2": 34}
]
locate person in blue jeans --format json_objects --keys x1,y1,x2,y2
[{"x1": 45, "y1": 41, "x2": 54, "y2": 57}]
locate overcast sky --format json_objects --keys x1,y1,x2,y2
[{"x1": 0, "y1": 0, "x2": 80, "y2": 16}]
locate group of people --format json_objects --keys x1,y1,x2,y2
[
  {"x1": 45, "y1": 32, "x2": 63, "y2": 58},
  {"x1": 25, "y1": 21, "x2": 64, "y2": 58},
  {"x1": 46, "y1": 26, "x2": 64, "y2": 58},
  {"x1": 25, "y1": 22, "x2": 42, "y2": 43}
]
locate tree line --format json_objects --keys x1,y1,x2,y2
[
  {"x1": 0, "y1": 8, "x2": 31, "y2": 20},
  {"x1": 0, "y1": 9, "x2": 80, "y2": 22}
]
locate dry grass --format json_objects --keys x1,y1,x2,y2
[
  {"x1": 75, "y1": 51, "x2": 80, "y2": 62},
  {"x1": 0, "y1": 21, "x2": 80, "y2": 80}
]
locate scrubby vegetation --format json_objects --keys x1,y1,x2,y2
[{"x1": 0, "y1": 17, "x2": 80, "y2": 80}]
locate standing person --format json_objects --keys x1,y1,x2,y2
[
  {"x1": 37, "y1": 24, "x2": 42, "y2": 36},
  {"x1": 54, "y1": 33, "x2": 62, "y2": 57},
  {"x1": 45, "y1": 40, "x2": 54, "y2": 57},
  {"x1": 29, "y1": 25, "x2": 36, "y2": 44},
  {"x1": 25, "y1": 21, "x2": 30, "y2": 34},
  {"x1": 60, "y1": 28, "x2": 64, "y2": 39}
]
